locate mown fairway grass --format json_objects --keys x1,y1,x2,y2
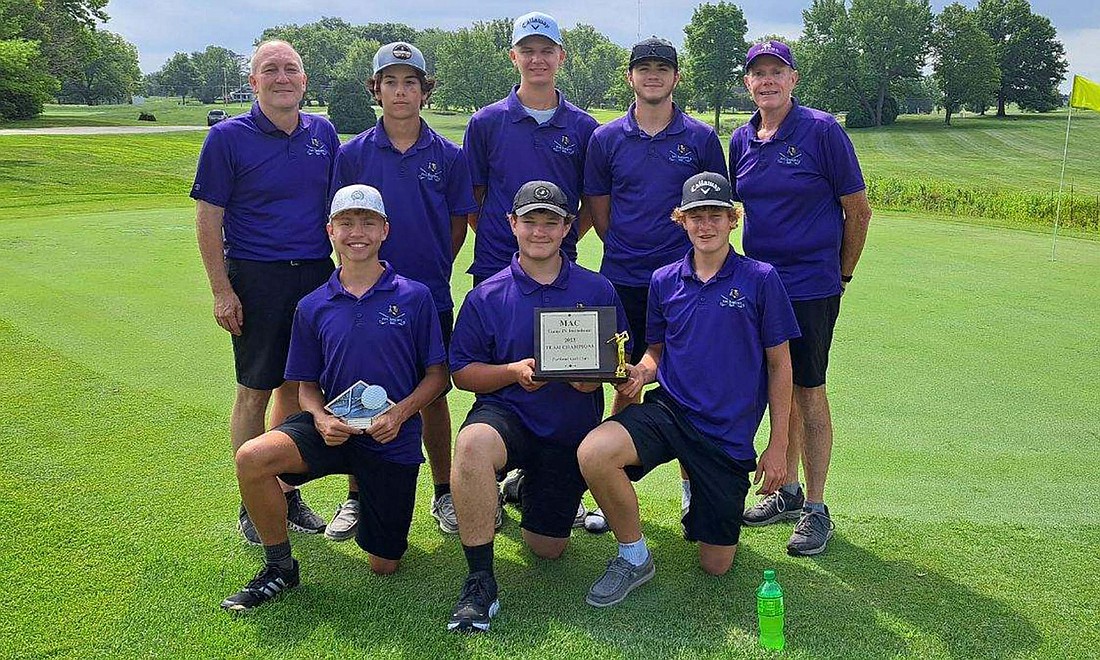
[{"x1": 1, "y1": 119, "x2": 1098, "y2": 659}]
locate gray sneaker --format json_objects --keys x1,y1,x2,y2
[
  {"x1": 238, "y1": 505, "x2": 261, "y2": 546},
  {"x1": 742, "y1": 487, "x2": 805, "y2": 527},
  {"x1": 432, "y1": 493, "x2": 460, "y2": 534},
  {"x1": 325, "y1": 499, "x2": 360, "y2": 541},
  {"x1": 787, "y1": 506, "x2": 835, "y2": 556},
  {"x1": 585, "y1": 554, "x2": 655, "y2": 607},
  {"x1": 286, "y1": 490, "x2": 326, "y2": 534},
  {"x1": 572, "y1": 501, "x2": 588, "y2": 528},
  {"x1": 494, "y1": 492, "x2": 504, "y2": 531}
]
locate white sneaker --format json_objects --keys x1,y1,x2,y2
[
  {"x1": 573, "y1": 501, "x2": 588, "y2": 528},
  {"x1": 584, "y1": 507, "x2": 609, "y2": 534},
  {"x1": 325, "y1": 499, "x2": 360, "y2": 541}
]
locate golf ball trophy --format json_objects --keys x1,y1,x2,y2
[{"x1": 324, "y1": 380, "x2": 394, "y2": 429}]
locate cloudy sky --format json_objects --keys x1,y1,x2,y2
[{"x1": 105, "y1": 0, "x2": 1098, "y2": 91}]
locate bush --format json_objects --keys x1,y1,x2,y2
[
  {"x1": 138, "y1": 112, "x2": 156, "y2": 121},
  {"x1": 845, "y1": 97, "x2": 900, "y2": 128},
  {"x1": 327, "y1": 79, "x2": 377, "y2": 135},
  {"x1": 0, "y1": 39, "x2": 58, "y2": 120}
]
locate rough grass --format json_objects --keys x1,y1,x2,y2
[{"x1": 0, "y1": 123, "x2": 1098, "y2": 657}]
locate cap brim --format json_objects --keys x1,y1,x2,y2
[
  {"x1": 330, "y1": 205, "x2": 387, "y2": 220},
  {"x1": 678, "y1": 200, "x2": 733, "y2": 212},
  {"x1": 630, "y1": 56, "x2": 677, "y2": 68},
  {"x1": 374, "y1": 61, "x2": 427, "y2": 75},
  {"x1": 513, "y1": 34, "x2": 563, "y2": 47},
  {"x1": 745, "y1": 53, "x2": 795, "y2": 70},
  {"x1": 514, "y1": 202, "x2": 569, "y2": 217}
]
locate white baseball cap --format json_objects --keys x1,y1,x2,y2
[
  {"x1": 512, "y1": 12, "x2": 563, "y2": 46},
  {"x1": 329, "y1": 184, "x2": 387, "y2": 220}
]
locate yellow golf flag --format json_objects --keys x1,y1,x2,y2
[{"x1": 1069, "y1": 75, "x2": 1100, "y2": 111}]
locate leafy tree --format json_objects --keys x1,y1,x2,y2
[
  {"x1": 158, "y1": 52, "x2": 200, "y2": 103},
  {"x1": 333, "y1": 38, "x2": 381, "y2": 85},
  {"x1": 261, "y1": 17, "x2": 360, "y2": 104},
  {"x1": 59, "y1": 29, "x2": 140, "y2": 104},
  {"x1": 191, "y1": 45, "x2": 243, "y2": 103},
  {"x1": 327, "y1": 78, "x2": 377, "y2": 135},
  {"x1": 559, "y1": 24, "x2": 627, "y2": 110},
  {"x1": 932, "y1": 3, "x2": 999, "y2": 124},
  {"x1": 358, "y1": 22, "x2": 418, "y2": 45},
  {"x1": 433, "y1": 20, "x2": 514, "y2": 111},
  {"x1": 415, "y1": 27, "x2": 449, "y2": 77},
  {"x1": 0, "y1": 38, "x2": 60, "y2": 119},
  {"x1": 975, "y1": 0, "x2": 1067, "y2": 115},
  {"x1": 683, "y1": 1, "x2": 749, "y2": 131}
]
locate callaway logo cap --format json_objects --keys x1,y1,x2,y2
[
  {"x1": 512, "y1": 12, "x2": 563, "y2": 46},
  {"x1": 678, "y1": 172, "x2": 734, "y2": 211}
]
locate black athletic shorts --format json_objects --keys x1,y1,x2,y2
[
  {"x1": 610, "y1": 388, "x2": 755, "y2": 546},
  {"x1": 613, "y1": 283, "x2": 650, "y2": 365},
  {"x1": 226, "y1": 257, "x2": 334, "y2": 391},
  {"x1": 276, "y1": 411, "x2": 420, "y2": 561},
  {"x1": 461, "y1": 403, "x2": 586, "y2": 539},
  {"x1": 789, "y1": 294, "x2": 842, "y2": 388}
]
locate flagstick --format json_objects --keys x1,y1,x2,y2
[{"x1": 1051, "y1": 105, "x2": 1073, "y2": 261}]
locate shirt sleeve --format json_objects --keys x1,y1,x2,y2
[
  {"x1": 822, "y1": 120, "x2": 866, "y2": 199},
  {"x1": 701, "y1": 129, "x2": 729, "y2": 180},
  {"x1": 645, "y1": 273, "x2": 667, "y2": 346},
  {"x1": 331, "y1": 142, "x2": 355, "y2": 201},
  {"x1": 728, "y1": 131, "x2": 744, "y2": 202},
  {"x1": 759, "y1": 267, "x2": 802, "y2": 348},
  {"x1": 284, "y1": 303, "x2": 324, "y2": 383},
  {"x1": 583, "y1": 131, "x2": 611, "y2": 196},
  {"x1": 447, "y1": 147, "x2": 480, "y2": 215},
  {"x1": 576, "y1": 115, "x2": 599, "y2": 194},
  {"x1": 462, "y1": 114, "x2": 489, "y2": 188},
  {"x1": 449, "y1": 295, "x2": 493, "y2": 373},
  {"x1": 190, "y1": 125, "x2": 234, "y2": 207}
]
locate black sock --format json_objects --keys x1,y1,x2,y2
[
  {"x1": 264, "y1": 541, "x2": 294, "y2": 571},
  {"x1": 284, "y1": 489, "x2": 298, "y2": 502},
  {"x1": 462, "y1": 541, "x2": 494, "y2": 576},
  {"x1": 434, "y1": 482, "x2": 451, "y2": 499},
  {"x1": 347, "y1": 490, "x2": 359, "y2": 502}
]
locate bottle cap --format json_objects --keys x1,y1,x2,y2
[{"x1": 763, "y1": 569, "x2": 776, "y2": 581}]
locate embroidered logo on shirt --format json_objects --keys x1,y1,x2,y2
[
  {"x1": 306, "y1": 137, "x2": 329, "y2": 157},
  {"x1": 378, "y1": 304, "x2": 407, "y2": 326},
  {"x1": 418, "y1": 161, "x2": 442, "y2": 182},
  {"x1": 668, "y1": 143, "x2": 694, "y2": 164},
  {"x1": 720, "y1": 288, "x2": 746, "y2": 309},
  {"x1": 777, "y1": 143, "x2": 801, "y2": 166},
  {"x1": 551, "y1": 134, "x2": 577, "y2": 155}
]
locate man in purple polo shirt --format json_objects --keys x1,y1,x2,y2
[
  {"x1": 329, "y1": 41, "x2": 478, "y2": 539},
  {"x1": 221, "y1": 184, "x2": 448, "y2": 612},
  {"x1": 463, "y1": 11, "x2": 598, "y2": 286},
  {"x1": 192, "y1": 40, "x2": 339, "y2": 543},
  {"x1": 577, "y1": 172, "x2": 799, "y2": 607},
  {"x1": 446, "y1": 181, "x2": 628, "y2": 633},
  {"x1": 729, "y1": 40, "x2": 872, "y2": 557}
]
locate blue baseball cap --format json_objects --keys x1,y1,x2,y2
[
  {"x1": 373, "y1": 42, "x2": 427, "y2": 75},
  {"x1": 511, "y1": 12, "x2": 563, "y2": 47},
  {"x1": 745, "y1": 40, "x2": 796, "y2": 70}
]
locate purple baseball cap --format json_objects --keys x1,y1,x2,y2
[{"x1": 745, "y1": 40, "x2": 796, "y2": 70}]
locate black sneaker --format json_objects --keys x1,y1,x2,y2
[
  {"x1": 501, "y1": 469, "x2": 524, "y2": 505},
  {"x1": 238, "y1": 505, "x2": 261, "y2": 546},
  {"x1": 221, "y1": 560, "x2": 300, "y2": 612},
  {"x1": 787, "y1": 506, "x2": 835, "y2": 556},
  {"x1": 742, "y1": 487, "x2": 805, "y2": 527},
  {"x1": 285, "y1": 490, "x2": 326, "y2": 534},
  {"x1": 448, "y1": 571, "x2": 500, "y2": 633}
]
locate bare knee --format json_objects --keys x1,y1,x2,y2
[
  {"x1": 699, "y1": 544, "x2": 736, "y2": 576},
  {"x1": 577, "y1": 422, "x2": 630, "y2": 472},
  {"x1": 369, "y1": 556, "x2": 400, "y2": 575},
  {"x1": 523, "y1": 530, "x2": 568, "y2": 559},
  {"x1": 453, "y1": 426, "x2": 502, "y2": 469},
  {"x1": 234, "y1": 440, "x2": 273, "y2": 478}
]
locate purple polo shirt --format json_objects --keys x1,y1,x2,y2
[
  {"x1": 191, "y1": 103, "x2": 339, "y2": 261},
  {"x1": 463, "y1": 86, "x2": 598, "y2": 278},
  {"x1": 332, "y1": 120, "x2": 478, "y2": 312},
  {"x1": 728, "y1": 100, "x2": 865, "y2": 300},
  {"x1": 284, "y1": 264, "x2": 446, "y2": 465},
  {"x1": 585, "y1": 104, "x2": 728, "y2": 287},
  {"x1": 648, "y1": 248, "x2": 800, "y2": 460},
  {"x1": 450, "y1": 254, "x2": 629, "y2": 447}
]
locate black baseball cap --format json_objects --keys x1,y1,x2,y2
[
  {"x1": 629, "y1": 37, "x2": 678, "y2": 70},
  {"x1": 678, "y1": 172, "x2": 734, "y2": 211},
  {"x1": 512, "y1": 180, "x2": 570, "y2": 217}
]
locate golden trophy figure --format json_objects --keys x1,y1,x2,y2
[{"x1": 608, "y1": 331, "x2": 630, "y2": 379}]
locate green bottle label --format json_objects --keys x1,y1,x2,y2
[{"x1": 758, "y1": 596, "x2": 784, "y2": 617}]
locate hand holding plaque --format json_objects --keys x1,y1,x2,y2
[
  {"x1": 532, "y1": 306, "x2": 628, "y2": 383},
  {"x1": 325, "y1": 380, "x2": 395, "y2": 429}
]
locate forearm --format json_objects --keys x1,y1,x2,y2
[
  {"x1": 195, "y1": 201, "x2": 231, "y2": 294},
  {"x1": 577, "y1": 203, "x2": 594, "y2": 240},
  {"x1": 453, "y1": 361, "x2": 520, "y2": 394},
  {"x1": 764, "y1": 343, "x2": 793, "y2": 447},
  {"x1": 636, "y1": 344, "x2": 662, "y2": 382},
  {"x1": 470, "y1": 186, "x2": 486, "y2": 231},
  {"x1": 298, "y1": 381, "x2": 330, "y2": 418},
  {"x1": 389, "y1": 364, "x2": 449, "y2": 424},
  {"x1": 451, "y1": 215, "x2": 470, "y2": 259},
  {"x1": 586, "y1": 195, "x2": 610, "y2": 241},
  {"x1": 839, "y1": 191, "x2": 872, "y2": 277}
]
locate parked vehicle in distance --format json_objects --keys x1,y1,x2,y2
[{"x1": 207, "y1": 109, "x2": 228, "y2": 126}]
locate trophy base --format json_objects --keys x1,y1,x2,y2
[{"x1": 532, "y1": 373, "x2": 628, "y2": 384}]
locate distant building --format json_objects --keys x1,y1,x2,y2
[{"x1": 225, "y1": 84, "x2": 254, "y2": 103}]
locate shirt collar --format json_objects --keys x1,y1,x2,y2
[
  {"x1": 325, "y1": 262, "x2": 399, "y2": 300},
  {"x1": 623, "y1": 102, "x2": 687, "y2": 138},
  {"x1": 747, "y1": 97, "x2": 802, "y2": 142},
  {"x1": 677, "y1": 248, "x2": 740, "y2": 283},
  {"x1": 372, "y1": 118, "x2": 434, "y2": 152},
  {"x1": 250, "y1": 102, "x2": 307, "y2": 136},
  {"x1": 509, "y1": 251, "x2": 572, "y2": 294},
  {"x1": 506, "y1": 85, "x2": 569, "y2": 127}
]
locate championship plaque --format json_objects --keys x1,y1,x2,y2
[
  {"x1": 532, "y1": 306, "x2": 628, "y2": 383},
  {"x1": 325, "y1": 380, "x2": 395, "y2": 429}
]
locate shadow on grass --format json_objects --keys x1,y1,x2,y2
[{"x1": 222, "y1": 515, "x2": 1037, "y2": 658}]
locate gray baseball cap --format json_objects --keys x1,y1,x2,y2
[
  {"x1": 330, "y1": 184, "x2": 387, "y2": 220},
  {"x1": 512, "y1": 180, "x2": 570, "y2": 217},
  {"x1": 678, "y1": 172, "x2": 734, "y2": 211},
  {"x1": 373, "y1": 42, "x2": 427, "y2": 75},
  {"x1": 511, "y1": 12, "x2": 563, "y2": 46}
]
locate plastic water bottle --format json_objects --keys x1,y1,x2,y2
[{"x1": 757, "y1": 569, "x2": 785, "y2": 651}]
